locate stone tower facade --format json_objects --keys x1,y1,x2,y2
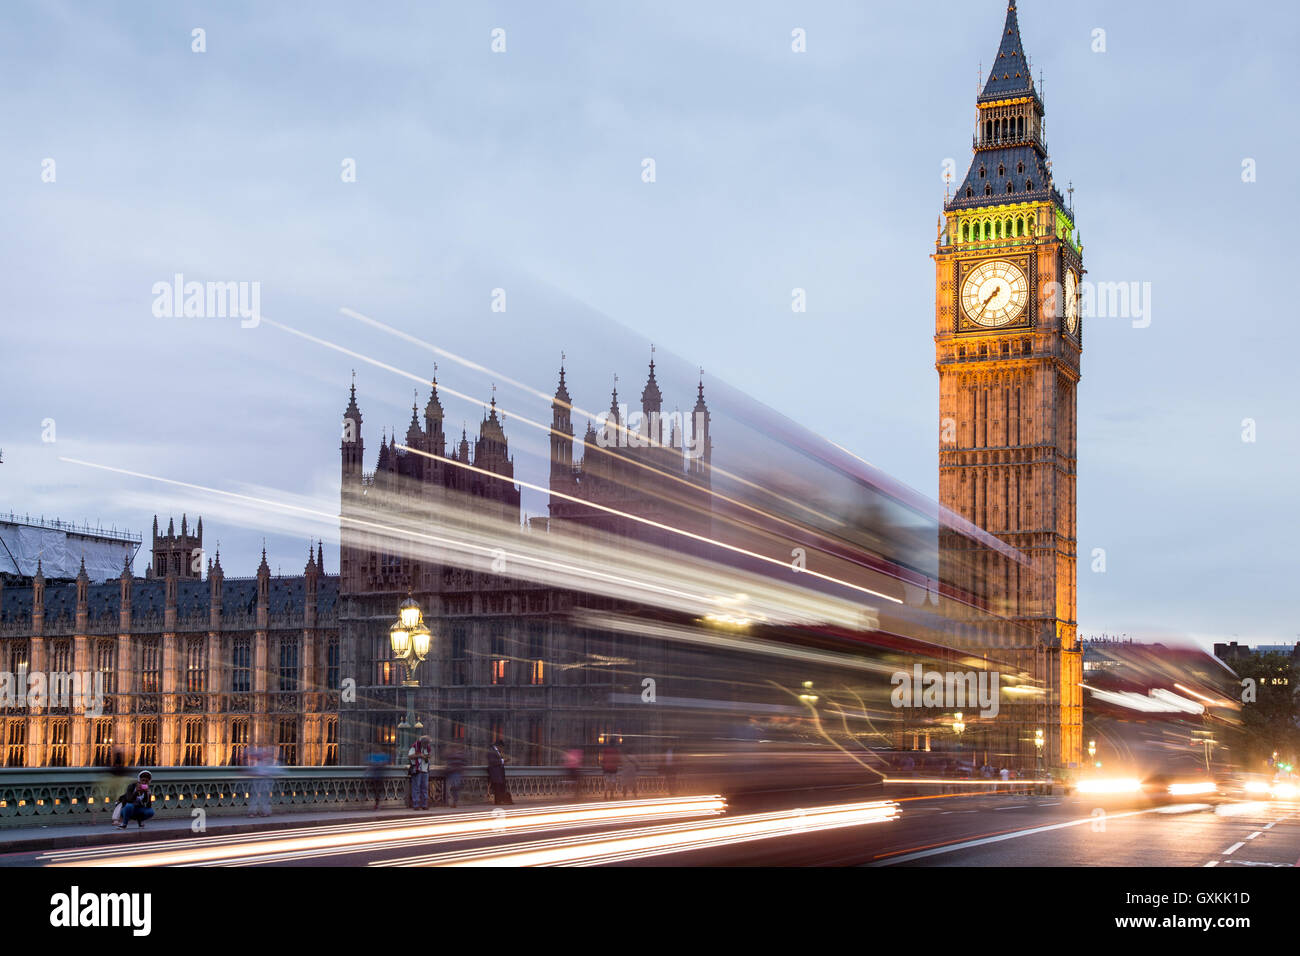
[
  {"x1": 149, "y1": 514, "x2": 203, "y2": 580},
  {"x1": 933, "y1": 1, "x2": 1083, "y2": 767}
]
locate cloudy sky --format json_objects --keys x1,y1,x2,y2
[{"x1": 2, "y1": 1, "x2": 1296, "y2": 647}]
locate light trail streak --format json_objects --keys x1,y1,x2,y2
[
  {"x1": 56, "y1": 455, "x2": 894, "y2": 631},
  {"x1": 335, "y1": 307, "x2": 841, "y2": 527},
  {"x1": 374, "y1": 800, "x2": 900, "y2": 867},
  {"x1": 397, "y1": 441, "x2": 901, "y2": 605},
  {"x1": 44, "y1": 797, "x2": 725, "y2": 868}
]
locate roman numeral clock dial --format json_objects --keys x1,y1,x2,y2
[{"x1": 960, "y1": 259, "x2": 1028, "y2": 328}]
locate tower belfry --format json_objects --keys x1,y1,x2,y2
[{"x1": 933, "y1": 0, "x2": 1083, "y2": 769}]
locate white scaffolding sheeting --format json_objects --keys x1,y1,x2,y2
[{"x1": 0, "y1": 521, "x2": 138, "y2": 581}]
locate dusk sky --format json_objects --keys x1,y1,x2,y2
[{"x1": 2, "y1": 1, "x2": 1296, "y2": 648}]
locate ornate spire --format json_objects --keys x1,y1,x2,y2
[
  {"x1": 425, "y1": 365, "x2": 444, "y2": 424},
  {"x1": 257, "y1": 544, "x2": 270, "y2": 576},
  {"x1": 553, "y1": 356, "x2": 571, "y2": 406},
  {"x1": 641, "y1": 345, "x2": 662, "y2": 411},
  {"x1": 406, "y1": 391, "x2": 424, "y2": 445},
  {"x1": 979, "y1": 1, "x2": 1035, "y2": 103},
  {"x1": 343, "y1": 370, "x2": 363, "y2": 429},
  {"x1": 317, "y1": 540, "x2": 324, "y2": 570}
]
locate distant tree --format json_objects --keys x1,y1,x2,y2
[{"x1": 1231, "y1": 652, "x2": 1300, "y2": 770}]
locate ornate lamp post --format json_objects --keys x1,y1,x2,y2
[
  {"x1": 1034, "y1": 727, "x2": 1045, "y2": 792},
  {"x1": 390, "y1": 592, "x2": 432, "y2": 758}
]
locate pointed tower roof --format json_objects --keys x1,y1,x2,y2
[
  {"x1": 553, "y1": 359, "x2": 571, "y2": 407},
  {"x1": 317, "y1": 540, "x2": 324, "y2": 569},
  {"x1": 481, "y1": 393, "x2": 506, "y2": 443},
  {"x1": 257, "y1": 544, "x2": 270, "y2": 577},
  {"x1": 425, "y1": 368, "x2": 444, "y2": 423},
  {"x1": 376, "y1": 427, "x2": 391, "y2": 469},
  {"x1": 694, "y1": 373, "x2": 709, "y2": 413},
  {"x1": 181, "y1": 513, "x2": 188, "y2": 536},
  {"x1": 344, "y1": 371, "x2": 363, "y2": 423},
  {"x1": 406, "y1": 391, "x2": 424, "y2": 445},
  {"x1": 640, "y1": 349, "x2": 662, "y2": 410},
  {"x1": 979, "y1": 1, "x2": 1036, "y2": 103},
  {"x1": 77, "y1": 554, "x2": 88, "y2": 582},
  {"x1": 167, "y1": 516, "x2": 175, "y2": 535}
]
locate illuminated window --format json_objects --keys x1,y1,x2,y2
[
  {"x1": 230, "y1": 717, "x2": 249, "y2": 766},
  {"x1": 138, "y1": 719, "x2": 159, "y2": 766},
  {"x1": 183, "y1": 718, "x2": 204, "y2": 766},
  {"x1": 49, "y1": 719, "x2": 70, "y2": 767},
  {"x1": 277, "y1": 717, "x2": 298, "y2": 766},
  {"x1": 4, "y1": 720, "x2": 26, "y2": 767},
  {"x1": 96, "y1": 640, "x2": 116, "y2": 696},
  {"x1": 278, "y1": 637, "x2": 299, "y2": 691},
  {"x1": 92, "y1": 719, "x2": 114, "y2": 766},
  {"x1": 50, "y1": 639, "x2": 71, "y2": 675},
  {"x1": 140, "y1": 638, "x2": 161, "y2": 695},
  {"x1": 186, "y1": 637, "x2": 206, "y2": 693},
  {"x1": 528, "y1": 626, "x2": 545, "y2": 685},
  {"x1": 490, "y1": 634, "x2": 508, "y2": 685},
  {"x1": 324, "y1": 718, "x2": 338, "y2": 766},
  {"x1": 231, "y1": 637, "x2": 251, "y2": 694}
]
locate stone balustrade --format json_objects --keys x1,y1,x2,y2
[{"x1": 0, "y1": 766, "x2": 666, "y2": 826}]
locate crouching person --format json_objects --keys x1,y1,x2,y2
[{"x1": 117, "y1": 770, "x2": 156, "y2": 829}]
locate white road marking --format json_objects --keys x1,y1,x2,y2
[
  {"x1": 1223, "y1": 842, "x2": 1244, "y2": 855},
  {"x1": 1245, "y1": 831, "x2": 1261, "y2": 840},
  {"x1": 869, "y1": 807, "x2": 1162, "y2": 866},
  {"x1": 994, "y1": 805, "x2": 1028, "y2": 811},
  {"x1": 1263, "y1": 822, "x2": 1276, "y2": 830},
  {"x1": 1204, "y1": 860, "x2": 1219, "y2": 867}
]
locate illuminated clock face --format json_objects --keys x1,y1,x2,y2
[
  {"x1": 961, "y1": 259, "x2": 1029, "y2": 328},
  {"x1": 1065, "y1": 269, "x2": 1079, "y2": 335}
]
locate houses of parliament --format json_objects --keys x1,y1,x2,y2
[{"x1": 0, "y1": 2, "x2": 1082, "y2": 770}]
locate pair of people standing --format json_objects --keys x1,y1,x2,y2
[{"x1": 407, "y1": 735, "x2": 433, "y2": 810}]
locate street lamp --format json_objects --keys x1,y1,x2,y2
[
  {"x1": 1034, "y1": 728, "x2": 1045, "y2": 790},
  {"x1": 1088, "y1": 739, "x2": 1097, "y2": 764},
  {"x1": 390, "y1": 592, "x2": 433, "y2": 757},
  {"x1": 797, "y1": 680, "x2": 819, "y2": 706}
]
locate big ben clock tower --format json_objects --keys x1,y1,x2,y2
[{"x1": 934, "y1": 1, "x2": 1083, "y2": 768}]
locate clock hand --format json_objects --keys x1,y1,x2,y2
[{"x1": 973, "y1": 287, "x2": 999, "y2": 321}]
